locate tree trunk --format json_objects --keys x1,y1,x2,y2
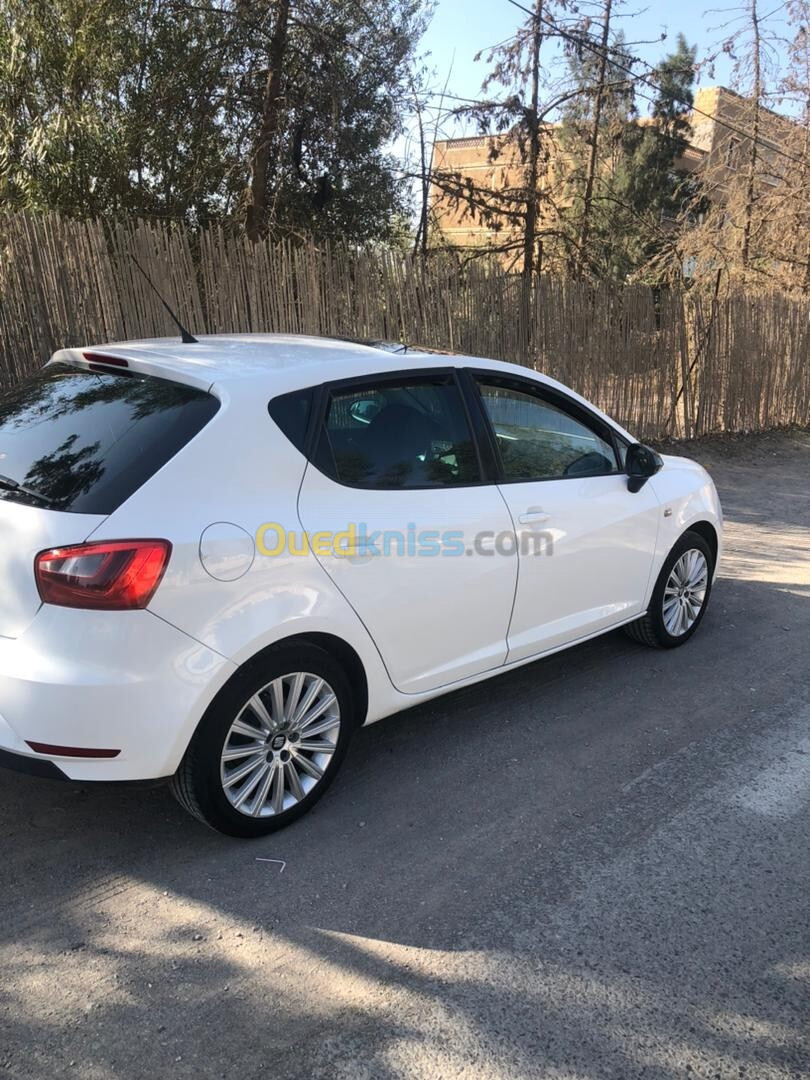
[
  {"x1": 799, "y1": 96, "x2": 810, "y2": 293},
  {"x1": 245, "y1": 0, "x2": 290, "y2": 244},
  {"x1": 577, "y1": 0, "x2": 612, "y2": 276},
  {"x1": 520, "y1": 0, "x2": 544, "y2": 360},
  {"x1": 411, "y1": 79, "x2": 430, "y2": 261},
  {"x1": 741, "y1": 0, "x2": 761, "y2": 269},
  {"x1": 521, "y1": 0, "x2": 544, "y2": 284}
]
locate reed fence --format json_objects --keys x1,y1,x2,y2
[{"x1": 1, "y1": 212, "x2": 808, "y2": 442}]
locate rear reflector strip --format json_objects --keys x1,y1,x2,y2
[{"x1": 26, "y1": 742, "x2": 121, "y2": 759}]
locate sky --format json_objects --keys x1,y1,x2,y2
[{"x1": 409, "y1": 0, "x2": 796, "y2": 147}]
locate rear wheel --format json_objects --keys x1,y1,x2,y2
[
  {"x1": 171, "y1": 643, "x2": 355, "y2": 837},
  {"x1": 625, "y1": 530, "x2": 714, "y2": 649}
]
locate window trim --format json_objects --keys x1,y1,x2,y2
[
  {"x1": 304, "y1": 367, "x2": 493, "y2": 492},
  {"x1": 267, "y1": 386, "x2": 314, "y2": 456},
  {"x1": 465, "y1": 369, "x2": 625, "y2": 485},
  {"x1": 268, "y1": 366, "x2": 632, "y2": 490}
]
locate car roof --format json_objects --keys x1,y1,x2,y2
[
  {"x1": 52, "y1": 333, "x2": 535, "y2": 393},
  {"x1": 50, "y1": 333, "x2": 634, "y2": 440}
]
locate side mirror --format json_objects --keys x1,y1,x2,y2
[{"x1": 625, "y1": 443, "x2": 663, "y2": 493}]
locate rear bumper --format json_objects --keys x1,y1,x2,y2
[
  {"x1": 0, "y1": 606, "x2": 236, "y2": 781},
  {"x1": 0, "y1": 743, "x2": 67, "y2": 779}
]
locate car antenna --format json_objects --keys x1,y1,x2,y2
[{"x1": 130, "y1": 254, "x2": 198, "y2": 344}]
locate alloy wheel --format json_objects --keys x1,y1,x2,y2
[
  {"x1": 662, "y1": 548, "x2": 709, "y2": 637},
  {"x1": 220, "y1": 672, "x2": 341, "y2": 818}
]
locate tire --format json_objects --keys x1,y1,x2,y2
[
  {"x1": 171, "y1": 643, "x2": 356, "y2": 837},
  {"x1": 624, "y1": 530, "x2": 714, "y2": 649}
]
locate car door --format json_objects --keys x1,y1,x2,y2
[
  {"x1": 471, "y1": 373, "x2": 661, "y2": 662},
  {"x1": 296, "y1": 370, "x2": 518, "y2": 694}
]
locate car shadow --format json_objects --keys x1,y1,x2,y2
[
  {"x1": 5, "y1": 420, "x2": 810, "y2": 1079},
  {"x1": 1, "y1": 564, "x2": 808, "y2": 1078}
]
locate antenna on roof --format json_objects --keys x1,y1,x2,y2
[{"x1": 130, "y1": 255, "x2": 198, "y2": 344}]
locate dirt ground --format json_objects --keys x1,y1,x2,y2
[{"x1": 1, "y1": 428, "x2": 809, "y2": 1080}]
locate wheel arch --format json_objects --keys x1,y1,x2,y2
[
  {"x1": 204, "y1": 631, "x2": 369, "y2": 731},
  {"x1": 282, "y1": 632, "x2": 369, "y2": 728},
  {"x1": 684, "y1": 519, "x2": 719, "y2": 567}
]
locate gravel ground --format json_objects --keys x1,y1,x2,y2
[{"x1": 1, "y1": 429, "x2": 808, "y2": 1080}]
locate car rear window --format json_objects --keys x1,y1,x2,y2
[{"x1": 0, "y1": 362, "x2": 219, "y2": 514}]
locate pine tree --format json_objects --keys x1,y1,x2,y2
[
  {"x1": 556, "y1": 29, "x2": 696, "y2": 282},
  {"x1": 557, "y1": 22, "x2": 638, "y2": 278}
]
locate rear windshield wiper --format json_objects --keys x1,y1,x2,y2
[{"x1": 0, "y1": 474, "x2": 59, "y2": 508}]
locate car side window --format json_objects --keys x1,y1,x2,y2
[
  {"x1": 317, "y1": 375, "x2": 480, "y2": 489},
  {"x1": 476, "y1": 378, "x2": 618, "y2": 482}
]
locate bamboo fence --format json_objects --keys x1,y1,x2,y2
[{"x1": 1, "y1": 212, "x2": 808, "y2": 442}]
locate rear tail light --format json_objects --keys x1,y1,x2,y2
[{"x1": 35, "y1": 540, "x2": 171, "y2": 610}]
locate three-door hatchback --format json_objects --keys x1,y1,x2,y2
[{"x1": 0, "y1": 335, "x2": 722, "y2": 835}]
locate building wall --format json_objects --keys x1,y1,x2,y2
[
  {"x1": 429, "y1": 134, "x2": 526, "y2": 251},
  {"x1": 693, "y1": 86, "x2": 796, "y2": 187},
  {"x1": 429, "y1": 87, "x2": 798, "y2": 253}
]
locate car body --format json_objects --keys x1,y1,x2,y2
[{"x1": 0, "y1": 335, "x2": 722, "y2": 834}]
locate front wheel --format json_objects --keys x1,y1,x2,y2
[
  {"x1": 171, "y1": 643, "x2": 355, "y2": 837},
  {"x1": 625, "y1": 530, "x2": 714, "y2": 649}
]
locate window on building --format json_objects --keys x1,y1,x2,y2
[{"x1": 725, "y1": 136, "x2": 741, "y2": 168}]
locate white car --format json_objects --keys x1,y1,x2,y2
[{"x1": 0, "y1": 335, "x2": 722, "y2": 836}]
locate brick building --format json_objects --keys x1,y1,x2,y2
[{"x1": 429, "y1": 86, "x2": 798, "y2": 255}]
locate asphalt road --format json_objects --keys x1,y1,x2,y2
[{"x1": 1, "y1": 430, "x2": 808, "y2": 1080}]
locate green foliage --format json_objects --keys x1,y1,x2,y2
[
  {"x1": 0, "y1": 0, "x2": 130, "y2": 214},
  {"x1": 238, "y1": 0, "x2": 429, "y2": 242},
  {"x1": 0, "y1": 0, "x2": 428, "y2": 241},
  {"x1": 621, "y1": 35, "x2": 698, "y2": 220},
  {"x1": 557, "y1": 31, "x2": 697, "y2": 281}
]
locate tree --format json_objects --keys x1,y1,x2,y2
[
  {"x1": 427, "y1": 0, "x2": 571, "y2": 274},
  {"x1": 427, "y1": 8, "x2": 700, "y2": 286},
  {"x1": 0, "y1": 0, "x2": 133, "y2": 215},
  {"x1": 776, "y1": 3, "x2": 810, "y2": 291},
  {"x1": 120, "y1": 0, "x2": 247, "y2": 223},
  {"x1": 0, "y1": 0, "x2": 431, "y2": 244},
  {"x1": 557, "y1": 23, "x2": 638, "y2": 278},
  {"x1": 236, "y1": 0, "x2": 429, "y2": 243},
  {"x1": 739, "y1": 0, "x2": 764, "y2": 268},
  {"x1": 244, "y1": 0, "x2": 290, "y2": 242},
  {"x1": 614, "y1": 34, "x2": 698, "y2": 277},
  {"x1": 521, "y1": 0, "x2": 544, "y2": 287},
  {"x1": 553, "y1": 26, "x2": 698, "y2": 282},
  {"x1": 624, "y1": 35, "x2": 697, "y2": 222},
  {"x1": 576, "y1": 0, "x2": 615, "y2": 272},
  {"x1": 670, "y1": 0, "x2": 805, "y2": 291}
]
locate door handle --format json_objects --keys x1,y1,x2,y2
[{"x1": 518, "y1": 507, "x2": 550, "y2": 525}]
